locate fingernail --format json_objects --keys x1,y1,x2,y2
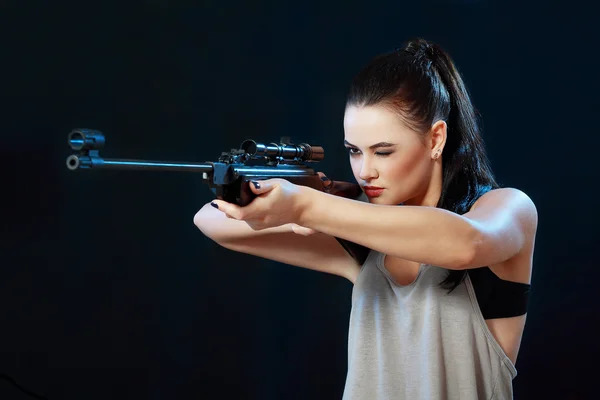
[
  {"x1": 320, "y1": 176, "x2": 331, "y2": 182},
  {"x1": 251, "y1": 180, "x2": 261, "y2": 189},
  {"x1": 210, "y1": 202, "x2": 219, "y2": 209}
]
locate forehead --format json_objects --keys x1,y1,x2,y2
[{"x1": 343, "y1": 105, "x2": 416, "y2": 143}]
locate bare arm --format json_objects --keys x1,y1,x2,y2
[
  {"x1": 194, "y1": 203, "x2": 362, "y2": 282},
  {"x1": 296, "y1": 186, "x2": 537, "y2": 270}
]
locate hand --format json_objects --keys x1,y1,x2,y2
[
  {"x1": 211, "y1": 178, "x2": 309, "y2": 231},
  {"x1": 317, "y1": 172, "x2": 363, "y2": 199},
  {"x1": 212, "y1": 173, "x2": 358, "y2": 236}
]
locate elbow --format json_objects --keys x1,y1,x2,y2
[
  {"x1": 192, "y1": 204, "x2": 214, "y2": 237},
  {"x1": 193, "y1": 207, "x2": 204, "y2": 228},
  {"x1": 193, "y1": 207, "x2": 204, "y2": 229},
  {"x1": 192, "y1": 203, "x2": 234, "y2": 245}
]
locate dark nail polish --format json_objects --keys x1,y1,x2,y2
[
  {"x1": 251, "y1": 180, "x2": 261, "y2": 189},
  {"x1": 320, "y1": 176, "x2": 331, "y2": 182},
  {"x1": 210, "y1": 202, "x2": 219, "y2": 209}
]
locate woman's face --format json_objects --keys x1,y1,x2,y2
[{"x1": 343, "y1": 105, "x2": 444, "y2": 207}]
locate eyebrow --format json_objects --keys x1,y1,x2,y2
[{"x1": 343, "y1": 140, "x2": 398, "y2": 150}]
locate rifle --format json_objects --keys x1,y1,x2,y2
[{"x1": 65, "y1": 128, "x2": 370, "y2": 264}]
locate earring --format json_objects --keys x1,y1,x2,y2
[{"x1": 433, "y1": 149, "x2": 441, "y2": 160}]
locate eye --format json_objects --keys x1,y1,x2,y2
[{"x1": 346, "y1": 147, "x2": 393, "y2": 157}]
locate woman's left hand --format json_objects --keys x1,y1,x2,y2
[{"x1": 210, "y1": 178, "x2": 308, "y2": 231}]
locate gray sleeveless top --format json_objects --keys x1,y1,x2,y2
[{"x1": 342, "y1": 250, "x2": 517, "y2": 400}]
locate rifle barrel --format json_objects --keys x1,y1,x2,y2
[{"x1": 66, "y1": 155, "x2": 214, "y2": 172}]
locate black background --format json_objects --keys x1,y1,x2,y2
[{"x1": 2, "y1": 0, "x2": 598, "y2": 399}]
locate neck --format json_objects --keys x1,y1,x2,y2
[{"x1": 404, "y1": 160, "x2": 443, "y2": 207}]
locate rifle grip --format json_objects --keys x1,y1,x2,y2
[
  {"x1": 238, "y1": 179, "x2": 257, "y2": 207},
  {"x1": 213, "y1": 178, "x2": 256, "y2": 206}
]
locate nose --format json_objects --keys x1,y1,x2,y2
[{"x1": 358, "y1": 157, "x2": 378, "y2": 181}]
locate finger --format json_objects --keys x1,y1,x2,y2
[
  {"x1": 210, "y1": 200, "x2": 245, "y2": 220},
  {"x1": 317, "y1": 172, "x2": 333, "y2": 191},
  {"x1": 247, "y1": 178, "x2": 279, "y2": 195},
  {"x1": 290, "y1": 224, "x2": 317, "y2": 236}
]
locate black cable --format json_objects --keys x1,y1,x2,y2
[{"x1": 0, "y1": 374, "x2": 48, "y2": 399}]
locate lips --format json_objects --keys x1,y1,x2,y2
[{"x1": 363, "y1": 186, "x2": 384, "y2": 197}]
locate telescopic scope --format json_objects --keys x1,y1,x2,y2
[{"x1": 240, "y1": 139, "x2": 324, "y2": 162}]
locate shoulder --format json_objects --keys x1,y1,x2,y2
[
  {"x1": 467, "y1": 187, "x2": 538, "y2": 247},
  {"x1": 472, "y1": 187, "x2": 538, "y2": 227},
  {"x1": 461, "y1": 187, "x2": 537, "y2": 272}
]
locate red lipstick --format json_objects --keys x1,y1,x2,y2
[{"x1": 363, "y1": 186, "x2": 385, "y2": 198}]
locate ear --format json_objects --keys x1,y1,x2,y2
[{"x1": 429, "y1": 120, "x2": 447, "y2": 158}]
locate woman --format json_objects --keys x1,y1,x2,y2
[{"x1": 194, "y1": 38, "x2": 537, "y2": 400}]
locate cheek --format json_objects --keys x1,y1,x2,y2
[
  {"x1": 349, "y1": 155, "x2": 415, "y2": 180},
  {"x1": 386, "y1": 159, "x2": 409, "y2": 178},
  {"x1": 385, "y1": 151, "x2": 430, "y2": 188},
  {"x1": 348, "y1": 150, "x2": 429, "y2": 185},
  {"x1": 384, "y1": 155, "x2": 416, "y2": 180}
]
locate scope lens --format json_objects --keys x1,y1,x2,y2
[
  {"x1": 69, "y1": 131, "x2": 85, "y2": 150},
  {"x1": 241, "y1": 140, "x2": 258, "y2": 155}
]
